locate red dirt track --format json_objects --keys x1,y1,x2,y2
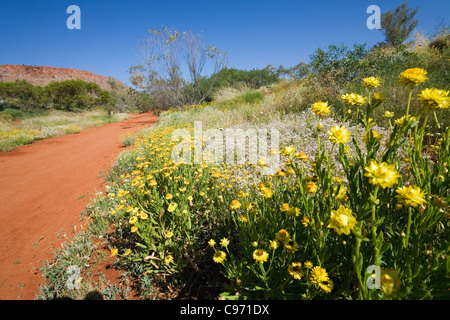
[{"x1": 0, "y1": 113, "x2": 158, "y2": 300}]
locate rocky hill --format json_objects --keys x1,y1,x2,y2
[{"x1": 0, "y1": 65, "x2": 125, "y2": 91}]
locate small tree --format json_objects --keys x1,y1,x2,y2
[
  {"x1": 131, "y1": 27, "x2": 228, "y2": 110},
  {"x1": 381, "y1": 3, "x2": 419, "y2": 48}
]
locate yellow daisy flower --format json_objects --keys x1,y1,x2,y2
[
  {"x1": 328, "y1": 125, "x2": 351, "y2": 145},
  {"x1": 341, "y1": 93, "x2": 367, "y2": 106},
  {"x1": 398, "y1": 68, "x2": 428, "y2": 86},
  {"x1": 230, "y1": 200, "x2": 241, "y2": 210},
  {"x1": 306, "y1": 181, "x2": 318, "y2": 193},
  {"x1": 213, "y1": 251, "x2": 226, "y2": 263},
  {"x1": 382, "y1": 111, "x2": 394, "y2": 119},
  {"x1": 288, "y1": 262, "x2": 303, "y2": 280},
  {"x1": 270, "y1": 240, "x2": 279, "y2": 250},
  {"x1": 395, "y1": 185, "x2": 427, "y2": 208},
  {"x1": 328, "y1": 205, "x2": 357, "y2": 235},
  {"x1": 276, "y1": 229, "x2": 290, "y2": 242},
  {"x1": 362, "y1": 76, "x2": 381, "y2": 89},
  {"x1": 417, "y1": 88, "x2": 449, "y2": 111},
  {"x1": 311, "y1": 101, "x2": 331, "y2": 117},
  {"x1": 364, "y1": 160, "x2": 401, "y2": 188},
  {"x1": 167, "y1": 203, "x2": 178, "y2": 212},
  {"x1": 318, "y1": 279, "x2": 334, "y2": 294},
  {"x1": 165, "y1": 255, "x2": 174, "y2": 265},
  {"x1": 220, "y1": 238, "x2": 230, "y2": 248},
  {"x1": 283, "y1": 239, "x2": 299, "y2": 253},
  {"x1": 310, "y1": 266, "x2": 329, "y2": 283},
  {"x1": 280, "y1": 203, "x2": 290, "y2": 212},
  {"x1": 394, "y1": 114, "x2": 417, "y2": 126},
  {"x1": 280, "y1": 145, "x2": 295, "y2": 156},
  {"x1": 261, "y1": 187, "x2": 274, "y2": 198},
  {"x1": 129, "y1": 216, "x2": 138, "y2": 224},
  {"x1": 253, "y1": 249, "x2": 269, "y2": 263}
]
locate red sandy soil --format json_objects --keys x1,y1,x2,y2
[{"x1": 0, "y1": 113, "x2": 159, "y2": 300}]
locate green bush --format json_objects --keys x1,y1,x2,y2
[
  {"x1": 214, "y1": 67, "x2": 279, "y2": 89},
  {"x1": 233, "y1": 90, "x2": 264, "y2": 104}
]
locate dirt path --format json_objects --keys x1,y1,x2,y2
[{"x1": 0, "y1": 113, "x2": 158, "y2": 300}]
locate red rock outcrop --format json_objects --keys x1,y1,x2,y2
[{"x1": 0, "y1": 65, "x2": 125, "y2": 91}]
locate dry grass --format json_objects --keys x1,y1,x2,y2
[{"x1": 0, "y1": 109, "x2": 129, "y2": 151}]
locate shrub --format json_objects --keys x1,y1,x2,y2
[
  {"x1": 62, "y1": 124, "x2": 82, "y2": 134},
  {"x1": 119, "y1": 132, "x2": 136, "y2": 147}
]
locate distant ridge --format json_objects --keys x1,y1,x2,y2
[{"x1": 0, "y1": 65, "x2": 125, "y2": 91}]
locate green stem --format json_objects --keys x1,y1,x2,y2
[
  {"x1": 404, "y1": 207, "x2": 413, "y2": 250},
  {"x1": 354, "y1": 236, "x2": 366, "y2": 299},
  {"x1": 355, "y1": 106, "x2": 360, "y2": 150},
  {"x1": 433, "y1": 111, "x2": 441, "y2": 130},
  {"x1": 416, "y1": 112, "x2": 430, "y2": 154},
  {"x1": 367, "y1": 90, "x2": 372, "y2": 124},
  {"x1": 371, "y1": 186, "x2": 380, "y2": 264},
  {"x1": 406, "y1": 88, "x2": 413, "y2": 117}
]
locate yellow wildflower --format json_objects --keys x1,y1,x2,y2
[
  {"x1": 280, "y1": 203, "x2": 290, "y2": 212},
  {"x1": 417, "y1": 88, "x2": 449, "y2": 111},
  {"x1": 261, "y1": 187, "x2": 274, "y2": 198},
  {"x1": 129, "y1": 216, "x2": 138, "y2": 224},
  {"x1": 165, "y1": 255, "x2": 174, "y2": 265},
  {"x1": 382, "y1": 111, "x2": 394, "y2": 119},
  {"x1": 394, "y1": 114, "x2": 417, "y2": 126},
  {"x1": 306, "y1": 181, "x2": 318, "y2": 193},
  {"x1": 213, "y1": 251, "x2": 226, "y2": 263},
  {"x1": 270, "y1": 240, "x2": 279, "y2": 250},
  {"x1": 362, "y1": 76, "x2": 381, "y2": 89},
  {"x1": 310, "y1": 266, "x2": 329, "y2": 283},
  {"x1": 395, "y1": 186, "x2": 427, "y2": 208},
  {"x1": 220, "y1": 238, "x2": 230, "y2": 248},
  {"x1": 230, "y1": 200, "x2": 241, "y2": 210},
  {"x1": 328, "y1": 205, "x2": 357, "y2": 235},
  {"x1": 328, "y1": 125, "x2": 351, "y2": 145},
  {"x1": 280, "y1": 145, "x2": 295, "y2": 156},
  {"x1": 398, "y1": 68, "x2": 428, "y2": 86},
  {"x1": 364, "y1": 160, "x2": 401, "y2": 188},
  {"x1": 253, "y1": 249, "x2": 269, "y2": 263},
  {"x1": 284, "y1": 239, "x2": 299, "y2": 253},
  {"x1": 288, "y1": 262, "x2": 303, "y2": 280},
  {"x1": 318, "y1": 279, "x2": 334, "y2": 294},
  {"x1": 311, "y1": 101, "x2": 331, "y2": 117},
  {"x1": 167, "y1": 203, "x2": 178, "y2": 212},
  {"x1": 341, "y1": 93, "x2": 367, "y2": 106},
  {"x1": 276, "y1": 229, "x2": 290, "y2": 242}
]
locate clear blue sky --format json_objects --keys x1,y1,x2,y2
[{"x1": 0, "y1": 0, "x2": 448, "y2": 85}]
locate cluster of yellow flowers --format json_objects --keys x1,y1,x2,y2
[{"x1": 102, "y1": 67, "x2": 447, "y2": 299}]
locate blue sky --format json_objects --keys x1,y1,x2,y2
[{"x1": 0, "y1": 0, "x2": 448, "y2": 85}]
